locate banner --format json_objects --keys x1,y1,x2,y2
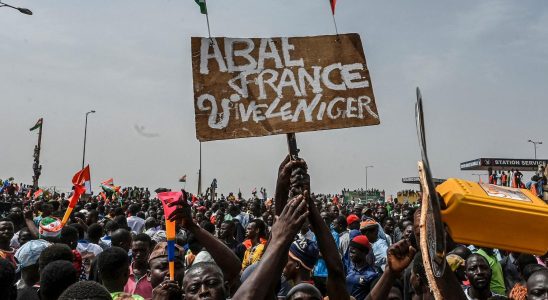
[{"x1": 192, "y1": 34, "x2": 380, "y2": 141}]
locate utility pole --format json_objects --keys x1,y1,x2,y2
[{"x1": 198, "y1": 142, "x2": 202, "y2": 195}]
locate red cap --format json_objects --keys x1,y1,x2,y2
[
  {"x1": 351, "y1": 235, "x2": 371, "y2": 249},
  {"x1": 346, "y1": 214, "x2": 360, "y2": 226}
]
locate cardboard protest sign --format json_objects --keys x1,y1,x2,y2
[{"x1": 191, "y1": 33, "x2": 380, "y2": 141}]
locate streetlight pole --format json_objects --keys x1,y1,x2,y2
[
  {"x1": 0, "y1": 1, "x2": 32, "y2": 14},
  {"x1": 365, "y1": 165, "x2": 373, "y2": 199},
  {"x1": 528, "y1": 140, "x2": 543, "y2": 159},
  {"x1": 82, "y1": 110, "x2": 96, "y2": 169}
]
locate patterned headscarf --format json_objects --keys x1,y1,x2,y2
[{"x1": 39, "y1": 217, "x2": 63, "y2": 238}]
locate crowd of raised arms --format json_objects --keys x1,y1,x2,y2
[{"x1": 0, "y1": 156, "x2": 547, "y2": 300}]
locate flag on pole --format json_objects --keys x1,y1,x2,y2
[
  {"x1": 179, "y1": 175, "x2": 187, "y2": 183},
  {"x1": 72, "y1": 165, "x2": 90, "y2": 186},
  {"x1": 61, "y1": 167, "x2": 88, "y2": 226},
  {"x1": 100, "y1": 178, "x2": 120, "y2": 194},
  {"x1": 329, "y1": 0, "x2": 337, "y2": 15},
  {"x1": 30, "y1": 118, "x2": 43, "y2": 131},
  {"x1": 194, "y1": 0, "x2": 207, "y2": 14}
]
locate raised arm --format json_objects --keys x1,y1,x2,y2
[
  {"x1": 23, "y1": 206, "x2": 39, "y2": 238},
  {"x1": 232, "y1": 195, "x2": 309, "y2": 300},
  {"x1": 167, "y1": 192, "x2": 241, "y2": 283},
  {"x1": 306, "y1": 190, "x2": 350, "y2": 300},
  {"x1": 274, "y1": 155, "x2": 307, "y2": 216},
  {"x1": 366, "y1": 239, "x2": 416, "y2": 300}
]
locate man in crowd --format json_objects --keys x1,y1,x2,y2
[
  {"x1": 0, "y1": 218, "x2": 16, "y2": 266},
  {"x1": 124, "y1": 233, "x2": 153, "y2": 299},
  {"x1": 464, "y1": 254, "x2": 506, "y2": 299},
  {"x1": 241, "y1": 219, "x2": 267, "y2": 270},
  {"x1": 332, "y1": 215, "x2": 349, "y2": 258},
  {"x1": 127, "y1": 204, "x2": 145, "y2": 234},
  {"x1": 526, "y1": 269, "x2": 548, "y2": 300},
  {"x1": 360, "y1": 219, "x2": 388, "y2": 270},
  {"x1": 475, "y1": 247, "x2": 507, "y2": 295},
  {"x1": 218, "y1": 220, "x2": 245, "y2": 261}
]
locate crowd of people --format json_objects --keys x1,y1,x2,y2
[
  {"x1": 0, "y1": 157, "x2": 547, "y2": 300},
  {"x1": 488, "y1": 166, "x2": 547, "y2": 199}
]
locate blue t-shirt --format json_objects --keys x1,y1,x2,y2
[
  {"x1": 346, "y1": 262, "x2": 380, "y2": 300},
  {"x1": 313, "y1": 229, "x2": 339, "y2": 277}
]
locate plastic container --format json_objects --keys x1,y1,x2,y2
[{"x1": 437, "y1": 178, "x2": 548, "y2": 255}]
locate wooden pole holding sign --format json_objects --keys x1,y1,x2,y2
[{"x1": 286, "y1": 133, "x2": 304, "y2": 198}]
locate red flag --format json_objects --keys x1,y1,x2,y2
[
  {"x1": 329, "y1": 0, "x2": 336, "y2": 15},
  {"x1": 72, "y1": 165, "x2": 90, "y2": 186}
]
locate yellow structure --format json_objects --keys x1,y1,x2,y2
[
  {"x1": 437, "y1": 178, "x2": 548, "y2": 255},
  {"x1": 396, "y1": 191, "x2": 421, "y2": 204}
]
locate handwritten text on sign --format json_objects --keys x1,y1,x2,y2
[{"x1": 191, "y1": 34, "x2": 380, "y2": 141}]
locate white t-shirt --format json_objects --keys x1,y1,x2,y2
[
  {"x1": 127, "y1": 216, "x2": 146, "y2": 234},
  {"x1": 77, "y1": 241, "x2": 103, "y2": 256}
]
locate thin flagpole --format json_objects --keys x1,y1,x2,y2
[
  {"x1": 331, "y1": 12, "x2": 339, "y2": 37},
  {"x1": 203, "y1": 0, "x2": 212, "y2": 40}
]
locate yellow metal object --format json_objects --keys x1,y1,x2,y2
[{"x1": 437, "y1": 178, "x2": 548, "y2": 255}]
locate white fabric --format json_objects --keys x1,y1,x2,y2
[
  {"x1": 77, "y1": 241, "x2": 103, "y2": 256},
  {"x1": 127, "y1": 216, "x2": 146, "y2": 234}
]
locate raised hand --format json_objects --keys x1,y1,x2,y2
[
  {"x1": 272, "y1": 194, "x2": 309, "y2": 243},
  {"x1": 151, "y1": 280, "x2": 182, "y2": 300},
  {"x1": 166, "y1": 191, "x2": 195, "y2": 228},
  {"x1": 387, "y1": 239, "x2": 417, "y2": 274},
  {"x1": 275, "y1": 155, "x2": 308, "y2": 216}
]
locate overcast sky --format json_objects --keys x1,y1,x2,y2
[{"x1": 1, "y1": 0, "x2": 546, "y2": 198}]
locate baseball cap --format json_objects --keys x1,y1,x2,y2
[{"x1": 346, "y1": 214, "x2": 360, "y2": 226}]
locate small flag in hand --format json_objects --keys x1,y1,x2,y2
[
  {"x1": 179, "y1": 175, "x2": 187, "y2": 182},
  {"x1": 30, "y1": 118, "x2": 43, "y2": 131},
  {"x1": 329, "y1": 0, "x2": 337, "y2": 15},
  {"x1": 194, "y1": 0, "x2": 207, "y2": 14}
]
